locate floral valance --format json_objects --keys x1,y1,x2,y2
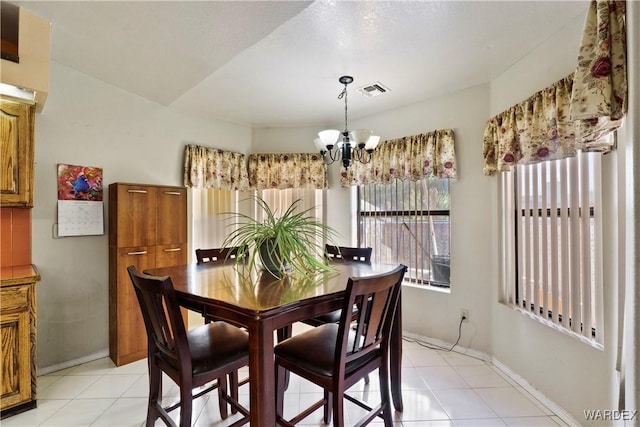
[
  {"x1": 340, "y1": 129, "x2": 457, "y2": 187},
  {"x1": 248, "y1": 153, "x2": 327, "y2": 190},
  {"x1": 570, "y1": 0, "x2": 627, "y2": 140},
  {"x1": 483, "y1": 0, "x2": 627, "y2": 176},
  {"x1": 183, "y1": 144, "x2": 249, "y2": 190}
]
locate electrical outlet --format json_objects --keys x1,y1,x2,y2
[{"x1": 460, "y1": 309, "x2": 469, "y2": 322}]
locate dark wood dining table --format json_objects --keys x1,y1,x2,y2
[{"x1": 144, "y1": 261, "x2": 404, "y2": 426}]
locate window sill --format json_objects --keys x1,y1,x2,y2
[
  {"x1": 510, "y1": 304, "x2": 604, "y2": 351},
  {"x1": 402, "y1": 280, "x2": 451, "y2": 294}
]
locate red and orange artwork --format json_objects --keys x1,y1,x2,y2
[{"x1": 57, "y1": 164, "x2": 103, "y2": 201}]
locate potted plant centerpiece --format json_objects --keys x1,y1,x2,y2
[{"x1": 222, "y1": 196, "x2": 340, "y2": 278}]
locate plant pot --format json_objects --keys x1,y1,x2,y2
[
  {"x1": 430, "y1": 254, "x2": 450, "y2": 285},
  {"x1": 258, "y1": 239, "x2": 290, "y2": 277}
]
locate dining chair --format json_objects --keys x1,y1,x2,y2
[
  {"x1": 300, "y1": 244, "x2": 373, "y2": 326},
  {"x1": 195, "y1": 246, "x2": 246, "y2": 264},
  {"x1": 127, "y1": 266, "x2": 250, "y2": 427},
  {"x1": 324, "y1": 244, "x2": 373, "y2": 264},
  {"x1": 274, "y1": 264, "x2": 407, "y2": 427}
]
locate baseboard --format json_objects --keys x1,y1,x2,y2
[
  {"x1": 402, "y1": 331, "x2": 579, "y2": 426},
  {"x1": 402, "y1": 331, "x2": 492, "y2": 362},
  {"x1": 38, "y1": 349, "x2": 110, "y2": 376},
  {"x1": 491, "y1": 358, "x2": 581, "y2": 426}
]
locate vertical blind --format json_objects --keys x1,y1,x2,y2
[{"x1": 502, "y1": 152, "x2": 603, "y2": 344}]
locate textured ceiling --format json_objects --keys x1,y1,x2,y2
[{"x1": 14, "y1": 1, "x2": 589, "y2": 128}]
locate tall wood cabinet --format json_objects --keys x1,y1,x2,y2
[
  {"x1": 108, "y1": 183, "x2": 187, "y2": 366},
  {"x1": 0, "y1": 265, "x2": 40, "y2": 417},
  {"x1": 0, "y1": 98, "x2": 35, "y2": 208}
]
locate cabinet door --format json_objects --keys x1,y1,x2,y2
[
  {"x1": 156, "y1": 187, "x2": 186, "y2": 245},
  {"x1": 109, "y1": 184, "x2": 157, "y2": 247},
  {"x1": 156, "y1": 244, "x2": 187, "y2": 268},
  {"x1": 0, "y1": 99, "x2": 35, "y2": 208},
  {"x1": 0, "y1": 286, "x2": 33, "y2": 410},
  {"x1": 109, "y1": 246, "x2": 156, "y2": 366}
]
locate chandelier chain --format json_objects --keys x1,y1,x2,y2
[{"x1": 338, "y1": 85, "x2": 349, "y2": 134}]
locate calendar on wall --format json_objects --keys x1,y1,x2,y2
[{"x1": 56, "y1": 164, "x2": 104, "y2": 237}]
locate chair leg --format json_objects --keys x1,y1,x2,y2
[
  {"x1": 275, "y1": 363, "x2": 286, "y2": 421},
  {"x1": 229, "y1": 371, "x2": 239, "y2": 414},
  {"x1": 276, "y1": 326, "x2": 292, "y2": 390},
  {"x1": 323, "y1": 390, "x2": 332, "y2": 424},
  {"x1": 379, "y1": 363, "x2": 393, "y2": 426},
  {"x1": 147, "y1": 362, "x2": 162, "y2": 427},
  {"x1": 179, "y1": 379, "x2": 193, "y2": 427},
  {"x1": 217, "y1": 376, "x2": 229, "y2": 419},
  {"x1": 332, "y1": 389, "x2": 345, "y2": 427}
]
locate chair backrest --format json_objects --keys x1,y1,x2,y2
[
  {"x1": 335, "y1": 264, "x2": 406, "y2": 371},
  {"x1": 127, "y1": 265, "x2": 190, "y2": 371},
  {"x1": 325, "y1": 244, "x2": 372, "y2": 263},
  {"x1": 195, "y1": 246, "x2": 245, "y2": 265}
]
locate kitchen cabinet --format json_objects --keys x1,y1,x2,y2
[
  {"x1": 0, "y1": 265, "x2": 40, "y2": 418},
  {"x1": 0, "y1": 98, "x2": 35, "y2": 208},
  {"x1": 108, "y1": 183, "x2": 187, "y2": 366}
]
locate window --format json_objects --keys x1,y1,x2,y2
[
  {"x1": 191, "y1": 188, "x2": 324, "y2": 263},
  {"x1": 358, "y1": 178, "x2": 451, "y2": 288},
  {"x1": 190, "y1": 189, "x2": 240, "y2": 262},
  {"x1": 258, "y1": 188, "x2": 325, "y2": 250},
  {"x1": 500, "y1": 151, "x2": 603, "y2": 345}
]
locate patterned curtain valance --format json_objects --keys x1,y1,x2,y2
[
  {"x1": 183, "y1": 144, "x2": 249, "y2": 190},
  {"x1": 483, "y1": 0, "x2": 627, "y2": 176},
  {"x1": 570, "y1": 0, "x2": 627, "y2": 138},
  {"x1": 340, "y1": 129, "x2": 457, "y2": 187},
  {"x1": 248, "y1": 153, "x2": 327, "y2": 190}
]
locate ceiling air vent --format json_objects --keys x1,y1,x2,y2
[{"x1": 358, "y1": 82, "x2": 390, "y2": 98}]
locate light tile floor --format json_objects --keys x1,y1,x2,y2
[{"x1": 2, "y1": 336, "x2": 570, "y2": 427}]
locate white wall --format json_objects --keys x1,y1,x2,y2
[
  {"x1": 490, "y1": 11, "x2": 621, "y2": 424},
  {"x1": 32, "y1": 62, "x2": 251, "y2": 369}
]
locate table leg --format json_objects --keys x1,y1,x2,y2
[
  {"x1": 247, "y1": 320, "x2": 276, "y2": 426},
  {"x1": 390, "y1": 292, "x2": 403, "y2": 411}
]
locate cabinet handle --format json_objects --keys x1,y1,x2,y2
[
  {"x1": 127, "y1": 251, "x2": 148, "y2": 255},
  {"x1": 163, "y1": 248, "x2": 182, "y2": 252},
  {"x1": 163, "y1": 191, "x2": 182, "y2": 196},
  {"x1": 127, "y1": 190, "x2": 148, "y2": 194}
]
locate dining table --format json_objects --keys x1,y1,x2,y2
[{"x1": 144, "y1": 261, "x2": 404, "y2": 426}]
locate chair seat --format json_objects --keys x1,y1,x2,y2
[
  {"x1": 187, "y1": 322, "x2": 249, "y2": 375},
  {"x1": 275, "y1": 324, "x2": 380, "y2": 378}
]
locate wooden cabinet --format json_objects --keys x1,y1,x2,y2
[
  {"x1": 0, "y1": 265, "x2": 40, "y2": 417},
  {"x1": 108, "y1": 183, "x2": 187, "y2": 366},
  {"x1": 0, "y1": 98, "x2": 35, "y2": 208}
]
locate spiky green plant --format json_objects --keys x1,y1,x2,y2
[{"x1": 222, "y1": 196, "x2": 340, "y2": 278}]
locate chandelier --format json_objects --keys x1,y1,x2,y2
[{"x1": 313, "y1": 76, "x2": 380, "y2": 168}]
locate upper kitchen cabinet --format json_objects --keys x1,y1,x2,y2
[{"x1": 0, "y1": 99, "x2": 35, "y2": 208}]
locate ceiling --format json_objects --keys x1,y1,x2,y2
[{"x1": 13, "y1": 1, "x2": 589, "y2": 129}]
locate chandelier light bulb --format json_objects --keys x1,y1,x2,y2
[
  {"x1": 350, "y1": 129, "x2": 373, "y2": 147},
  {"x1": 365, "y1": 135, "x2": 380, "y2": 151},
  {"x1": 318, "y1": 129, "x2": 340, "y2": 149}
]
